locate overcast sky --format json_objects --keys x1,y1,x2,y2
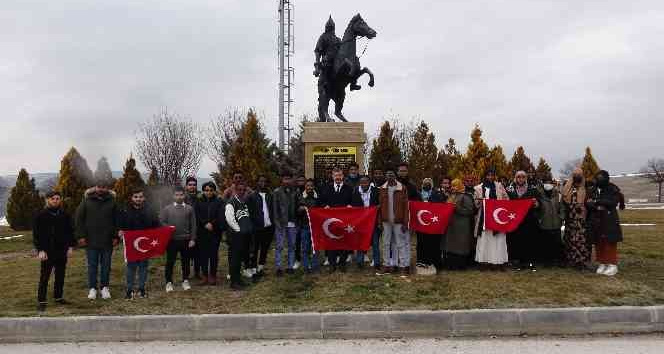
[{"x1": 2, "y1": 0, "x2": 663, "y2": 177}]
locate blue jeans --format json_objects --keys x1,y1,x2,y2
[
  {"x1": 126, "y1": 260, "x2": 149, "y2": 291},
  {"x1": 300, "y1": 227, "x2": 319, "y2": 270},
  {"x1": 356, "y1": 227, "x2": 381, "y2": 266},
  {"x1": 86, "y1": 248, "x2": 112, "y2": 289},
  {"x1": 275, "y1": 226, "x2": 298, "y2": 270}
]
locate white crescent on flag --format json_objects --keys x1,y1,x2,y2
[
  {"x1": 133, "y1": 236, "x2": 150, "y2": 253},
  {"x1": 322, "y1": 218, "x2": 344, "y2": 239},
  {"x1": 416, "y1": 210, "x2": 433, "y2": 226},
  {"x1": 492, "y1": 207, "x2": 509, "y2": 225}
]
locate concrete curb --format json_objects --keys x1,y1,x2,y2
[{"x1": 0, "y1": 306, "x2": 662, "y2": 343}]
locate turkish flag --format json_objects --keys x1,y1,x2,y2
[
  {"x1": 122, "y1": 226, "x2": 175, "y2": 262},
  {"x1": 409, "y1": 201, "x2": 456, "y2": 234},
  {"x1": 308, "y1": 206, "x2": 378, "y2": 251},
  {"x1": 483, "y1": 199, "x2": 534, "y2": 233}
]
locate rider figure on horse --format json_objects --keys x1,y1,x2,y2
[{"x1": 314, "y1": 16, "x2": 341, "y2": 122}]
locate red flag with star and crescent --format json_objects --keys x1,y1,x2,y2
[
  {"x1": 122, "y1": 226, "x2": 175, "y2": 262},
  {"x1": 307, "y1": 206, "x2": 378, "y2": 251},
  {"x1": 483, "y1": 199, "x2": 534, "y2": 233},
  {"x1": 408, "y1": 201, "x2": 456, "y2": 234}
]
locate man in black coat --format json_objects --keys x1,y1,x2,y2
[
  {"x1": 247, "y1": 175, "x2": 274, "y2": 277},
  {"x1": 34, "y1": 191, "x2": 75, "y2": 312},
  {"x1": 351, "y1": 175, "x2": 380, "y2": 269},
  {"x1": 320, "y1": 167, "x2": 353, "y2": 272},
  {"x1": 194, "y1": 182, "x2": 224, "y2": 285}
]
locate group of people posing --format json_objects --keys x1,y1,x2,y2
[{"x1": 32, "y1": 162, "x2": 624, "y2": 312}]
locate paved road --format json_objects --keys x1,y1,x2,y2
[{"x1": 2, "y1": 335, "x2": 663, "y2": 354}]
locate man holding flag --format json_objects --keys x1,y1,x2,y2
[{"x1": 118, "y1": 188, "x2": 166, "y2": 299}]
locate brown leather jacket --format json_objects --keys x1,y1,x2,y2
[{"x1": 378, "y1": 181, "x2": 410, "y2": 224}]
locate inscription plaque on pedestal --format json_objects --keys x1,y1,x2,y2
[{"x1": 302, "y1": 122, "x2": 366, "y2": 183}]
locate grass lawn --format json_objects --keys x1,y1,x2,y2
[{"x1": 0, "y1": 209, "x2": 662, "y2": 317}]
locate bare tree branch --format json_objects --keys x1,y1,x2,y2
[
  {"x1": 135, "y1": 108, "x2": 204, "y2": 186},
  {"x1": 640, "y1": 158, "x2": 664, "y2": 202}
]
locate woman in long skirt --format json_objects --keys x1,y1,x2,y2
[
  {"x1": 561, "y1": 168, "x2": 591, "y2": 270},
  {"x1": 474, "y1": 169, "x2": 509, "y2": 270}
]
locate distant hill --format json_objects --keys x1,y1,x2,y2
[{"x1": 610, "y1": 175, "x2": 661, "y2": 203}]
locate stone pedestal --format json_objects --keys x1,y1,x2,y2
[{"x1": 302, "y1": 122, "x2": 367, "y2": 181}]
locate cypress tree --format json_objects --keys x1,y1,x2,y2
[
  {"x1": 114, "y1": 154, "x2": 146, "y2": 206},
  {"x1": 407, "y1": 121, "x2": 438, "y2": 184},
  {"x1": 224, "y1": 110, "x2": 275, "y2": 186},
  {"x1": 487, "y1": 145, "x2": 511, "y2": 183},
  {"x1": 535, "y1": 157, "x2": 553, "y2": 182},
  {"x1": 94, "y1": 157, "x2": 116, "y2": 188},
  {"x1": 460, "y1": 124, "x2": 490, "y2": 181},
  {"x1": 509, "y1": 146, "x2": 535, "y2": 176},
  {"x1": 55, "y1": 147, "x2": 93, "y2": 216},
  {"x1": 6, "y1": 169, "x2": 44, "y2": 231},
  {"x1": 369, "y1": 121, "x2": 402, "y2": 171},
  {"x1": 581, "y1": 147, "x2": 601, "y2": 181}
]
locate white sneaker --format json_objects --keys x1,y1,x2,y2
[
  {"x1": 364, "y1": 255, "x2": 370, "y2": 263},
  {"x1": 226, "y1": 274, "x2": 231, "y2": 280},
  {"x1": 87, "y1": 288, "x2": 97, "y2": 300},
  {"x1": 182, "y1": 280, "x2": 191, "y2": 291},
  {"x1": 323, "y1": 259, "x2": 330, "y2": 266},
  {"x1": 242, "y1": 269, "x2": 253, "y2": 278},
  {"x1": 604, "y1": 265, "x2": 618, "y2": 276},
  {"x1": 100, "y1": 287, "x2": 111, "y2": 300},
  {"x1": 370, "y1": 260, "x2": 375, "y2": 267},
  {"x1": 165, "y1": 282, "x2": 174, "y2": 293},
  {"x1": 293, "y1": 261, "x2": 301, "y2": 270},
  {"x1": 596, "y1": 264, "x2": 607, "y2": 274},
  {"x1": 257, "y1": 265, "x2": 264, "y2": 273},
  {"x1": 345, "y1": 254, "x2": 352, "y2": 263}
]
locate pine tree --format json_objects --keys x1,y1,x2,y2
[
  {"x1": 94, "y1": 156, "x2": 116, "y2": 187},
  {"x1": 487, "y1": 145, "x2": 511, "y2": 183},
  {"x1": 509, "y1": 146, "x2": 535, "y2": 176},
  {"x1": 224, "y1": 110, "x2": 276, "y2": 186},
  {"x1": 55, "y1": 147, "x2": 93, "y2": 216},
  {"x1": 535, "y1": 157, "x2": 553, "y2": 182},
  {"x1": 286, "y1": 115, "x2": 310, "y2": 178},
  {"x1": 369, "y1": 121, "x2": 402, "y2": 171},
  {"x1": 6, "y1": 169, "x2": 44, "y2": 231},
  {"x1": 114, "y1": 154, "x2": 146, "y2": 206},
  {"x1": 438, "y1": 138, "x2": 463, "y2": 179},
  {"x1": 407, "y1": 121, "x2": 438, "y2": 184},
  {"x1": 460, "y1": 124, "x2": 490, "y2": 181},
  {"x1": 581, "y1": 147, "x2": 600, "y2": 182}
]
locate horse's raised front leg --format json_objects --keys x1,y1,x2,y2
[{"x1": 361, "y1": 67, "x2": 375, "y2": 87}]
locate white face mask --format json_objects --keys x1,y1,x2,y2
[{"x1": 543, "y1": 183, "x2": 554, "y2": 191}]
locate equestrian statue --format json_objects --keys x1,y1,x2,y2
[{"x1": 314, "y1": 14, "x2": 377, "y2": 122}]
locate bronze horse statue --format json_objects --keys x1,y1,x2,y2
[{"x1": 316, "y1": 14, "x2": 377, "y2": 122}]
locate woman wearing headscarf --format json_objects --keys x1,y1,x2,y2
[
  {"x1": 474, "y1": 168, "x2": 509, "y2": 270},
  {"x1": 587, "y1": 170, "x2": 623, "y2": 276},
  {"x1": 444, "y1": 177, "x2": 476, "y2": 270},
  {"x1": 561, "y1": 168, "x2": 591, "y2": 270}
]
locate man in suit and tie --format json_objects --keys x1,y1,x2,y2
[{"x1": 320, "y1": 167, "x2": 353, "y2": 273}]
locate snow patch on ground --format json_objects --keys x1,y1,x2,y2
[{"x1": 0, "y1": 235, "x2": 24, "y2": 241}]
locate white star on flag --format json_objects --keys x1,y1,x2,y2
[
  {"x1": 344, "y1": 224, "x2": 355, "y2": 234},
  {"x1": 151, "y1": 240, "x2": 159, "y2": 247},
  {"x1": 508, "y1": 213, "x2": 517, "y2": 220},
  {"x1": 431, "y1": 216, "x2": 439, "y2": 223}
]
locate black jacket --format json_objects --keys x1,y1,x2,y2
[
  {"x1": 195, "y1": 195, "x2": 225, "y2": 238},
  {"x1": 587, "y1": 183, "x2": 623, "y2": 243},
  {"x1": 321, "y1": 183, "x2": 353, "y2": 207},
  {"x1": 33, "y1": 208, "x2": 75, "y2": 259},
  {"x1": 75, "y1": 189, "x2": 119, "y2": 249},
  {"x1": 118, "y1": 205, "x2": 160, "y2": 231},
  {"x1": 399, "y1": 179, "x2": 420, "y2": 201},
  {"x1": 350, "y1": 185, "x2": 380, "y2": 207},
  {"x1": 248, "y1": 190, "x2": 274, "y2": 229}
]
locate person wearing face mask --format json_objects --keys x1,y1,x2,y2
[
  {"x1": 587, "y1": 170, "x2": 623, "y2": 276},
  {"x1": 444, "y1": 177, "x2": 477, "y2": 270},
  {"x1": 536, "y1": 178, "x2": 564, "y2": 267},
  {"x1": 415, "y1": 177, "x2": 445, "y2": 275},
  {"x1": 561, "y1": 168, "x2": 591, "y2": 270},
  {"x1": 506, "y1": 170, "x2": 542, "y2": 272}
]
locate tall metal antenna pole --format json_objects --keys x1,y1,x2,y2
[{"x1": 278, "y1": 0, "x2": 294, "y2": 151}]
